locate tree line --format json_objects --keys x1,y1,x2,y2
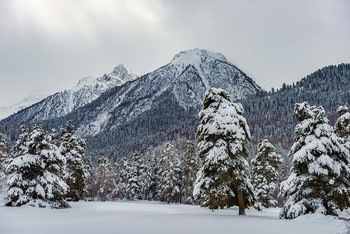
[{"x1": 1, "y1": 86, "x2": 350, "y2": 220}]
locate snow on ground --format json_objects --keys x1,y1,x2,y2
[{"x1": 0, "y1": 200, "x2": 347, "y2": 234}]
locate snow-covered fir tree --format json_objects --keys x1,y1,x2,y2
[
  {"x1": 276, "y1": 161, "x2": 289, "y2": 207},
  {"x1": 95, "y1": 156, "x2": 117, "y2": 201},
  {"x1": 124, "y1": 151, "x2": 143, "y2": 200},
  {"x1": 280, "y1": 102, "x2": 350, "y2": 219},
  {"x1": 48, "y1": 128, "x2": 60, "y2": 147},
  {"x1": 250, "y1": 139, "x2": 283, "y2": 208},
  {"x1": 116, "y1": 158, "x2": 129, "y2": 199},
  {"x1": 193, "y1": 88, "x2": 256, "y2": 215},
  {"x1": 112, "y1": 161, "x2": 125, "y2": 199},
  {"x1": 0, "y1": 132, "x2": 8, "y2": 189},
  {"x1": 157, "y1": 143, "x2": 182, "y2": 203},
  {"x1": 334, "y1": 105, "x2": 350, "y2": 148},
  {"x1": 181, "y1": 141, "x2": 198, "y2": 204},
  {"x1": 139, "y1": 156, "x2": 153, "y2": 200},
  {"x1": 60, "y1": 123, "x2": 86, "y2": 201},
  {"x1": 146, "y1": 152, "x2": 160, "y2": 201},
  {"x1": 5, "y1": 124, "x2": 69, "y2": 208}
]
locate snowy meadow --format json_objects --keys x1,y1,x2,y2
[{"x1": 0, "y1": 200, "x2": 348, "y2": 234}]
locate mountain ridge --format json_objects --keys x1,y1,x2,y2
[
  {"x1": 0, "y1": 64, "x2": 138, "y2": 125},
  {"x1": 0, "y1": 94, "x2": 48, "y2": 120},
  {"x1": 2, "y1": 49, "x2": 347, "y2": 160},
  {"x1": 0, "y1": 48, "x2": 262, "y2": 158}
]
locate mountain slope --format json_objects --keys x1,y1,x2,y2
[
  {"x1": 0, "y1": 64, "x2": 137, "y2": 124},
  {"x1": 242, "y1": 63, "x2": 350, "y2": 148},
  {"x1": 1, "y1": 50, "x2": 348, "y2": 160},
  {"x1": 67, "y1": 62, "x2": 350, "y2": 158},
  {"x1": 34, "y1": 49, "x2": 262, "y2": 157},
  {"x1": 0, "y1": 94, "x2": 48, "y2": 120},
  {"x1": 1, "y1": 49, "x2": 349, "y2": 160}
]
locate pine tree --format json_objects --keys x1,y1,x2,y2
[
  {"x1": 139, "y1": 155, "x2": 153, "y2": 200},
  {"x1": 5, "y1": 124, "x2": 69, "y2": 208},
  {"x1": 116, "y1": 158, "x2": 129, "y2": 199},
  {"x1": 157, "y1": 143, "x2": 181, "y2": 203},
  {"x1": 113, "y1": 161, "x2": 125, "y2": 199},
  {"x1": 334, "y1": 105, "x2": 350, "y2": 148},
  {"x1": 276, "y1": 160, "x2": 289, "y2": 207},
  {"x1": 280, "y1": 102, "x2": 350, "y2": 219},
  {"x1": 181, "y1": 141, "x2": 198, "y2": 204},
  {"x1": 147, "y1": 153, "x2": 160, "y2": 201},
  {"x1": 193, "y1": 88, "x2": 256, "y2": 215},
  {"x1": 60, "y1": 123, "x2": 86, "y2": 201},
  {"x1": 48, "y1": 128, "x2": 60, "y2": 147},
  {"x1": 125, "y1": 151, "x2": 142, "y2": 200},
  {"x1": 250, "y1": 139, "x2": 283, "y2": 208},
  {"x1": 0, "y1": 132, "x2": 8, "y2": 190},
  {"x1": 95, "y1": 156, "x2": 117, "y2": 201}
]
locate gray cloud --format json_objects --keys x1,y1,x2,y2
[{"x1": 1, "y1": 0, "x2": 349, "y2": 106}]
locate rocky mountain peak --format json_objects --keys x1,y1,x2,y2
[
  {"x1": 170, "y1": 48, "x2": 227, "y2": 66},
  {"x1": 110, "y1": 64, "x2": 138, "y2": 82}
]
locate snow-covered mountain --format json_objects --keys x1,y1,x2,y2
[
  {"x1": 25, "y1": 48, "x2": 261, "y2": 157},
  {"x1": 0, "y1": 94, "x2": 48, "y2": 120},
  {"x1": 0, "y1": 48, "x2": 262, "y2": 158},
  {"x1": 1, "y1": 50, "x2": 349, "y2": 160},
  {"x1": 66, "y1": 48, "x2": 261, "y2": 137},
  {"x1": 1, "y1": 64, "x2": 137, "y2": 123}
]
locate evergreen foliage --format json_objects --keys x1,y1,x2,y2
[
  {"x1": 157, "y1": 143, "x2": 182, "y2": 203},
  {"x1": 83, "y1": 155, "x2": 97, "y2": 200},
  {"x1": 250, "y1": 139, "x2": 283, "y2": 208},
  {"x1": 244, "y1": 64, "x2": 350, "y2": 147},
  {"x1": 60, "y1": 123, "x2": 86, "y2": 201},
  {"x1": 0, "y1": 132, "x2": 8, "y2": 189},
  {"x1": 5, "y1": 124, "x2": 69, "y2": 208},
  {"x1": 1, "y1": 64, "x2": 350, "y2": 160},
  {"x1": 279, "y1": 102, "x2": 350, "y2": 219},
  {"x1": 124, "y1": 151, "x2": 143, "y2": 200},
  {"x1": 48, "y1": 128, "x2": 60, "y2": 147},
  {"x1": 193, "y1": 88, "x2": 256, "y2": 215},
  {"x1": 334, "y1": 105, "x2": 350, "y2": 148},
  {"x1": 117, "y1": 158, "x2": 129, "y2": 199},
  {"x1": 145, "y1": 152, "x2": 160, "y2": 201},
  {"x1": 138, "y1": 156, "x2": 153, "y2": 200},
  {"x1": 181, "y1": 141, "x2": 198, "y2": 204}
]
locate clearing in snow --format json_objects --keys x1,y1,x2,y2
[{"x1": 0, "y1": 200, "x2": 347, "y2": 234}]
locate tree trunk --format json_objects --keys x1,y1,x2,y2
[{"x1": 237, "y1": 190, "x2": 245, "y2": 215}]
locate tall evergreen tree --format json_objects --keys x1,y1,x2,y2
[
  {"x1": 181, "y1": 141, "x2": 198, "y2": 204},
  {"x1": 116, "y1": 158, "x2": 129, "y2": 199},
  {"x1": 60, "y1": 123, "x2": 86, "y2": 201},
  {"x1": 139, "y1": 155, "x2": 153, "y2": 200},
  {"x1": 125, "y1": 151, "x2": 143, "y2": 200},
  {"x1": 280, "y1": 102, "x2": 350, "y2": 219},
  {"x1": 250, "y1": 139, "x2": 283, "y2": 208},
  {"x1": 5, "y1": 124, "x2": 69, "y2": 208},
  {"x1": 147, "y1": 153, "x2": 160, "y2": 201},
  {"x1": 0, "y1": 132, "x2": 8, "y2": 190},
  {"x1": 48, "y1": 128, "x2": 60, "y2": 147},
  {"x1": 193, "y1": 88, "x2": 256, "y2": 215},
  {"x1": 157, "y1": 143, "x2": 182, "y2": 203}
]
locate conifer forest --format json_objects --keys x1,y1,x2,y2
[{"x1": 1, "y1": 1, "x2": 350, "y2": 233}]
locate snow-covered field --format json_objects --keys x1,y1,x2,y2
[{"x1": 0, "y1": 201, "x2": 348, "y2": 234}]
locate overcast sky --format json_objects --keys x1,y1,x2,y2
[{"x1": 0, "y1": 0, "x2": 349, "y2": 106}]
